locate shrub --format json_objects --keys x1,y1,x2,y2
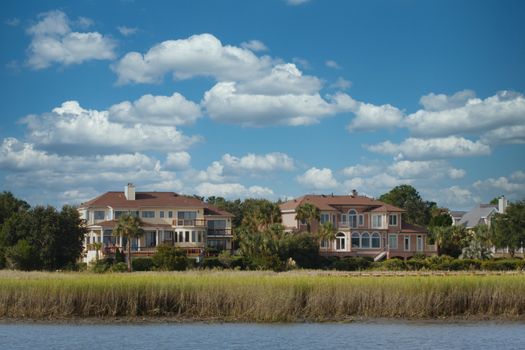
[
  {"x1": 230, "y1": 255, "x2": 247, "y2": 270},
  {"x1": 132, "y1": 258, "x2": 154, "y2": 271},
  {"x1": 115, "y1": 249, "x2": 126, "y2": 264},
  {"x1": 0, "y1": 249, "x2": 5, "y2": 269},
  {"x1": 110, "y1": 262, "x2": 128, "y2": 272},
  {"x1": 381, "y1": 258, "x2": 406, "y2": 271},
  {"x1": 152, "y1": 245, "x2": 188, "y2": 271},
  {"x1": 91, "y1": 260, "x2": 111, "y2": 273},
  {"x1": 405, "y1": 258, "x2": 429, "y2": 270},
  {"x1": 200, "y1": 257, "x2": 223, "y2": 269},
  {"x1": 425, "y1": 255, "x2": 455, "y2": 270},
  {"x1": 4, "y1": 239, "x2": 40, "y2": 271},
  {"x1": 218, "y1": 250, "x2": 233, "y2": 268},
  {"x1": 332, "y1": 257, "x2": 372, "y2": 271},
  {"x1": 481, "y1": 259, "x2": 522, "y2": 271}
]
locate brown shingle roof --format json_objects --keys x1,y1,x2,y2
[
  {"x1": 400, "y1": 222, "x2": 427, "y2": 233},
  {"x1": 81, "y1": 191, "x2": 209, "y2": 209},
  {"x1": 369, "y1": 204, "x2": 405, "y2": 213},
  {"x1": 279, "y1": 194, "x2": 403, "y2": 212}
]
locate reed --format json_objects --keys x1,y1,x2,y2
[{"x1": 0, "y1": 270, "x2": 524, "y2": 321}]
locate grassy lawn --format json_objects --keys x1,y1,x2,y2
[{"x1": 1, "y1": 270, "x2": 524, "y2": 321}]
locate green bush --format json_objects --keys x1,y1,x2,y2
[
  {"x1": 132, "y1": 258, "x2": 154, "y2": 271},
  {"x1": 152, "y1": 245, "x2": 188, "y2": 271},
  {"x1": 405, "y1": 258, "x2": 429, "y2": 270},
  {"x1": 4, "y1": 239, "x2": 40, "y2": 271},
  {"x1": 425, "y1": 255, "x2": 455, "y2": 270},
  {"x1": 115, "y1": 249, "x2": 126, "y2": 264},
  {"x1": 332, "y1": 257, "x2": 372, "y2": 271},
  {"x1": 481, "y1": 259, "x2": 522, "y2": 271},
  {"x1": 91, "y1": 260, "x2": 111, "y2": 273},
  {"x1": 0, "y1": 249, "x2": 6, "y2": 269},
  {"x1": 200, "y1": 257, "x2": 223, "y2": 269},
  {"x1": 110, "y1": 262, "x2": 128, "y2": 272},
  {"x1": 381, "y1": 258, "x2": 406, "y2": 271}
]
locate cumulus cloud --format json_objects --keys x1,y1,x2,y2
[
  {"x1": 240, "y1": 39, "x2": 268, "y2": 52},
  {"x1": 164, "y1": 152, "x2": 191, "y2": 170},
  {"x1": 195, "y1": 182, "x2": 274, "y2": 199},
  {"x1": 343, "y1": 173, "x2": 408, "y2": 195},
  {"x1": 117, "y1": 26, "x2": 138, "y2": 36},
  {"x1": 203, "y1": 82, "x2": 351, "y2": 126},
  {"x1": 112, "y1": 33, "x2": 274, "y2": 84},
  {"x1": 0, "y1": 137, "x2": 61, "y2": 170},
  {"x1": 297, "y1": 167, "x2": 339, "y2": 189},
  {"x1": 221, "y1": 152, "x2": 295, "y2": 172},
  {"x1": 325, "y1": 60, "x2": 341, "y2": 69},
  {"x1": 406, "y1": 90, "x2": 525, "y2": 139},
  {"x1": 347, "y1": 101, "x2": 404, "y2": 131},
  {"x1": 388, "y1": 160, "x2": 465, "y2": 179},
  {"x1": 473, "y1": 176, "x2": 525, "y2": 193},
  {"x1": 366, "y1": 136, "x2": 491, "y2": 160},
  {"x1": 480, "y1": 124, "x2": 525, "y2": 144},
  {"x1": 330, "y1": 77, "x2": 352, "y2": 90},
  {"x1": 342, "y1": 164, "x2": 380, "y2": 177},
  {"x1": 108, "y1": 92, "x2": 202, "y2": 126},
  {"x1": 21, "y1": 101, "x2": 200, "y2": 153},
  {"x1": 425, "y1": 186, "x2": 477, "y2": 209},
  {"x1": 26, "y1": 10, "x2": 116, "y2": 69}
]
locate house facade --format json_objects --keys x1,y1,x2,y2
[
  {"x1": 79, "y1": 184, "x2": 233, "y2": 262},
  {"x1": 279, "y1": 193, "x2": 436, "y2": 260}
]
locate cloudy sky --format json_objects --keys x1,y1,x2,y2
[{"x1": 1, "y1": 0, "x2": 524, "y2": 210}]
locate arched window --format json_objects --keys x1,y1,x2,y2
[
  {"x1": 361, "y1": 232, "x2": 370, "y2": 248},
  {"x1": 336, "y1": 232, "x2": 346, "y2": 251},
  {"x1": 351, "y1": 232, "x2": 360, "y2": 248},
  {"x1": 349, "y1": 209, "x2": 358, "y2": 228},
  {"x1": 371, "y1": 232, "x2": 381, "y2": 248}
]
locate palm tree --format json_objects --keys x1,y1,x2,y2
[
  {"x1": 317, "y1": 221, "x2": 336, "y2": 245},
  {"x1": 92, "y1": 242, "x2": 102, "y2": 262},
  {"x1": 295, "y1": 203, "x2": 320, "y2": 233},
  {"x1": 113, "y1": 214, "x2": 144, "y2": 272}
]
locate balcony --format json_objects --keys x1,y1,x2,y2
[
  {"x1": 207, "y1": 228, "x2": 232, "y2": 236},
  {"x1": 172, "y1": 218, "x2": 206, "y2": 227}
]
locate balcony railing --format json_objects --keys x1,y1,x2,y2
[
  {"x1": 172, "y1": 218, "x2": 206, "y2": 227},
  {"x1": 207, "y1": 228, "x2": 232, "y2": 236}
]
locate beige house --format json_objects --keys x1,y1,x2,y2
[
  {"x1": 79, "y1": 184, "x2": 233, "y2": 262},
  {"x1": 280, "y1": 192, "x2": 437, "y2": 260}
]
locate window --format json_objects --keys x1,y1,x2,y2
[
  {"x1": 145, "y1": 231, "x2": 156, "y2": 247},
  {"x1": 389, "y1": 234, "x2": 398, "y2": 249},
  {"x1": 197, "y1": 231, "x2": 203, "y2": 243},
  {"x1": 208, "y1": 220, "x2": 227, "y2": 234},
  {"x1": 178, "y1": 211, "x2": 197, "y2": 225},
  {"x1": 114, "y1": 211, "x2": 124, "y2": 219},
  {"x1": 160, "y1": 211, "x2": 165, "y2": 218},
  {"x1": 141, "y1": 211, "x2": 155, "y2": 218},
  {"x1": 351, "y1": 232, "x2": 360, "y2": 248},
  {"x1": 358, "y1": 214, "x2": 364, "y2": 226},
  {"x1": 320, "y1": 240, "x2": 329, "y2": 248},
  {"x1": 340, "y1": 214, "x2": 347, "y2": 226},
  {"x1": 103, "y1": 230, "x2": 116, "y2": 246},
  {"x1": 361, "y1": 232, "x2": 370, "y2": 248},
  {"x1": 417, "y1": 235, "x2": 423, "y2": 251},
  {"x1": 371, "y1": 232, "x2": 381, "y2": 248},
  {"x1": 336, "y1": 232, "x2": 346, "y2": 250},
  {"x1": 164, "y1": 231, "x2": 174, "y2": 242},
  {"x1": 178, "y1": 231, "x2": 184, "y2": 242},
  {"x1": 372, "y1": 215, "x2": 383, "y2": 228},
  {"x1": 94, "y1": 211, "x2": 105, "y2": 220},
  {"x1": 404, "y1": 235, "x2": 410, "y2": 251},
  {"x1": 207, "y1": 239, "x2": 226, "y2": 250},
  {"x1": 168, "y1": 211, "x2": 173, "y2": 218},
  {"x1": 185, "y1": 231, "x2": 190, "y2": 242},
  {"x1": 320, "y1": 213, "x2": 330, "y2": 224},
  {"x1": 192, "y1": 231, "x2": 196, "y2": 242},
  {"x1": 348, "y1": 210, "x2": 358, "y2": 228},
  {"x1": 389, "y1": 214, "x2": 398, "y2": 226}
]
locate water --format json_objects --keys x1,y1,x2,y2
[{"x1": 0, "y1": 322, "x2": 524, "y2": 350}]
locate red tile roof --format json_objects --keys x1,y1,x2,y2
[
  {"x1": 279, "y1": 194, "x2": 404, "y2": 212},
  {"x1": 400, "y1": 222, "x2": 427, "y2": 233}
]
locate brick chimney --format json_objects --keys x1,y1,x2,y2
[{"x1": 125, "y1": 183, "x2": 135, "y2": 200}]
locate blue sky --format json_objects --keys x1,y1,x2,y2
[{"x1": 1, "y1": 0, "x2": 524, "y2": 210}]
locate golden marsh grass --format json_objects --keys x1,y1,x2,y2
[{"x1": 0, "y1": 270, "x2": 524, "y2": 321}]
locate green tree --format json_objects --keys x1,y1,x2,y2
[
  {"x1": 295, "y1": 203, "x2": 320, "y2": 233},
  {"x1": 379, "y1": 185, "x2": 434, "y2": 226},
  {"x1": 113, "y1": 214, "x2": 144, "y2": 272},
  {"x1": 428, "y1": 206, "x2": 453, "y2": 227},
  {"x1": 461, "y1": 224, "x2": 493, "y2": 259},
  {"x1": 152, "y1": 244, "x2": 188, "y2": 271},
  {"x1": 241, "y1": 199, "x2": 281, "y2": 232},
  {"x1": 0, "y1": 191, "x2": 30, "y2": 227},
  {"x1": 431, "y1": 225, "x2": 469, "y2": 258},
  {"x1": 491, "y1": 200, "x2": 525, "y2": 257}
]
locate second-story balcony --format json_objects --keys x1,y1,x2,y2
[
  {"x1": 173, "y1": 218, "x2": 206, "y2": 227},
  {"x1": 207, "y1": 228, "x2": 232, "y2": 236}
]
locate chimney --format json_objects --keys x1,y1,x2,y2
[
  {"x1": 498, "y1": 195, "x2": 507, "y2": 214},
  {"x1": 125, "y1": 183, "x2": 135, "y2": 200},
  {"x1": 351, "y1": 189, "x2": 358, "y2": 197}
]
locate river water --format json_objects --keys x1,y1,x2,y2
[{"x1": 0, "y1": 322, "x2": 524, "y2": 349}]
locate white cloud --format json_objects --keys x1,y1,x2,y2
[
  {"x1": 473, "y1": 176, "x2": 525, "y2": 193},
  {"x1": 195, "y1": 182, "x2": 274, "y2": 199},
  {"x1": 221, "y1": 152, "x2": 295, "y2": 173},
  {"x1": 112, "y1": 33, "x2": 274, "y2": 84},
  {"x1": 342, "y1": 164, "x2": 380, "y2": 177},
  {"x1": 0, "y1": 137, "x2": 61, "y2": 170},
  {"x1": 164, "y1": 152, "x2": 191, "y2": 170},
  {"x1": 117, "y1": 26, "x2": 138, "y2": 36},
  {"x1": 347, "y1": 101, "x2": 404, "y2": 131},
  {"x1": 240, "y1": 39, "x2": 268, "y2": 52},
  {"x1": 203, "y1": 82, "x2": 351, "y2": 126},
  {"x1": 343, "y1": 173, "x2": 408, "y2": 195},
  {"x1": 297, "y1": 167, "x2": 339, "y2": 189},
  {"x1": 511, "y1": 171, "x2": 525, "y2": 181},
  {"x1": 325, "y1": 60, "x2": 341, "y2": 69},
  {"x1": 21, "y1": 100, "x2": 200, "y2": 153},
  {"x1": 286, "y1": 0, "x2": 311, "y2": 5},
  {"x1": 27, "y1": 10, "x2": 116, "y2": 69},
  {"x1": 366, "y1": 136, "x2": 491, "y2": 160},
  {"x1": 426, "y1": 186, "x2": 476, "y2": 209},
  {"x1": 388, "y1": 160, "x2": 465, "y2": 179},
  {"x1": 330, "y1": 77, "x2": 352, "y2": 90},
  {"x1": 406, "y1": 90, "x2": 525, "y2": 139},
  {"x1": 480, "y1": 124, "x2": 525, "y2": 144},
  {"x1": 196, "y1": 161, "x2": 226, "y2": 183},
  {"x1": 108, "y1": 92, "x2": 202, "y2": 126},
  {"x1": 6, "y1": 18, "x2": 20, "y2": 26},
  {"x1": 292, "y1": 57, "x2": 311, "y2": 70}
]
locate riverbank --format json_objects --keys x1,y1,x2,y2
[{"x1": 1, "y1": 270, "x2": 524, "y2": 322}]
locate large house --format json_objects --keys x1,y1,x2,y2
[
  {"x1": 279, "y1": 192, "x2": 436, "y2": 260},
  {"x1": 79, "y1": 184, "x2": 233, "y2": 262},
  {"x1": 453, "y1": 196, "x2": 507, "y2": 229}
]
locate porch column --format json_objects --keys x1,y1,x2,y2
[{"x1": 156, "y1": 229, "x2": 160, "y2": 246}]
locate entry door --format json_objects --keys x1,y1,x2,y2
[{"x1": 416, "y1": 235, "x2": 423, "y2": 252}]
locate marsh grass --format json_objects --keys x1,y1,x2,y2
[{"x1": 0, "y1": 270, "x2": 524, "y2": 321}]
